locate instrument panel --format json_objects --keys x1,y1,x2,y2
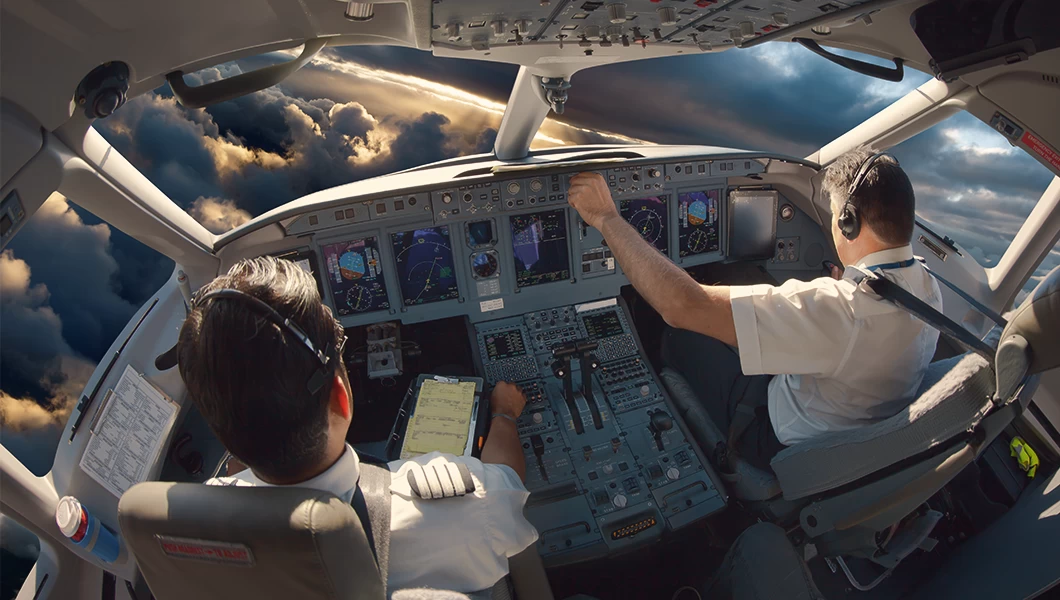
[
  {"x1": 279, "y1": 156, "x2": 825, "y2": 328},
  {"x1": 474, "y1": 299, "x2": 725, "y2": 566}
]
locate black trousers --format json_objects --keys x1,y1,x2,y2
[{"x1": 660, "y1": 328, "x2": 786, "y2": 471}]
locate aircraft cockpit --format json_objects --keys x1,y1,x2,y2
[{"x1": 3, "y1": 0, "x2": 1060, "y2": 598}]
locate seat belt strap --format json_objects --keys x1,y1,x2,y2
[
  {"x1": 720, "y1": 398, "x2": 758, "y2": 472},
  {"x1": 850, "y1": 268, "x2": 995, "y2": 361},
  {"x1": 351, "y1": 461, "x2": 392, "y2": 593},
  {"x1": 917, "y1": 259, "x2": 1007, "y2": 328}
]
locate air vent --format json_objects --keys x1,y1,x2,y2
[{"x1": 1044, "y1": 74, "x2": 1060, "y2": 86}]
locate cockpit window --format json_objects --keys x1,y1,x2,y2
[{"x1": 889, "y1": 112, "x2": 1058, "y2": 299}]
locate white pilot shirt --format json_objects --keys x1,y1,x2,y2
[
  {"x1": 206, "y1": 446, "x2": 538, "y2": 593},
  {"x1": 729, "y1": 245, "x2": 943, "y2": 445}
]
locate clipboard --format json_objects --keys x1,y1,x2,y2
[{"x1": 385, "y1": 374, "x2": 488, "y2": 461}]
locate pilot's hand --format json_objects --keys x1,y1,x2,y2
[
  {"x1": 491, "y1": 381, "x2": 527, "y2": 420},
  {"x1": 823, "y1": 260, "x2": 843, "y2": 280},
  {"x1": 568, "y1": 172, "x2": 620, "y2": 229}
]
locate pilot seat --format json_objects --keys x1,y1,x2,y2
[{"x1": 661, "y1": 265, "x2": 1060, "y2": 588}]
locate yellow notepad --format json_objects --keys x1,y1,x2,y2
[{"x1": 400, "y1": 379, "x2": 478, "y2": 459}]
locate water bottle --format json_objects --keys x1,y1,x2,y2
[{"x1": 55, "y1": 496, "x2": 121, "y2": 563}]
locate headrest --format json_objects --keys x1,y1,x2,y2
[
  {"x1": 118, "y1": 482, "x2": 385, "y2": 600},
  {"x1": 1001, "y1": 266, "x2": 1060, "y2": 375}
]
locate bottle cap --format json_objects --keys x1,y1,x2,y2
[{"x1": 55, "y1": 496, "x2": 84, "y2": 538}]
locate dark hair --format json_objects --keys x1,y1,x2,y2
[
  {"x1": 176, "y1": 256, "x2": 345, "y2": 481},
  {"x1": 823, "y1": 147, "x2": 916, "y2": 245}
]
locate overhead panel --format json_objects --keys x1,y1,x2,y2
[{"x1": 430, "y1": 0, "x2": 874, "y2": 53}]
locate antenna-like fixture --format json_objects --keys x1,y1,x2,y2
[{"x1": 540, "y1": 77, "x2": 572, "y2": 115}]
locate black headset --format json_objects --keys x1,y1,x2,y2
[
  {"x1": 837, "y1": 152, "x2": 898, "y2": 241},
  {"x1": 192, "y1": 288, "x2": 346, "y2": 395}
]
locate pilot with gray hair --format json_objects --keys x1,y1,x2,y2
[{"x1": 567, "y1": 147, "x2": 942, "y2": 470}]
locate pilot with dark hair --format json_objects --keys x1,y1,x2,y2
[
  {"x1": 567, "y1": 147, "x2": 942, "y2": 470},
  {"x1": 158, "y1": 256, "x2": 537, "y2": 592}
]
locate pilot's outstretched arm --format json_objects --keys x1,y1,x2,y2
[
  {"x1": 480, "y1": 382, "x2": 528, "y2": 482},
  {"x1": 568, "y1": 172, "x2": 738, "y2": 346}
]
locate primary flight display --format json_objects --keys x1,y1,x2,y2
[
  {"x1": 510, "y1": 209, "x2": 571, "y2": 289},
  {"x1": 321, "y1": 236, "x2": 391, "y2": 315}
]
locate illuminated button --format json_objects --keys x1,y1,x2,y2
[
  {"x1": 612, "y1": 494, "x2": 628, "y2": 508},
  {"x1": 666, "y1": 467, "x2": 681, "y2": 481}
]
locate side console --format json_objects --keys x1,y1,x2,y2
[{"x1": 474, "y1": 299, "x2": 726, "y2": 566}]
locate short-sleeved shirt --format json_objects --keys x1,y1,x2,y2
[
  {"x1": 207, "y1": 445, "x2": 538, "y2": 593},
  {"x1": 729, "y1": 245, "x2": 942, "y2": 445}
]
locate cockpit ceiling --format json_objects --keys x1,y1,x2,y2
[{"x1": 432, "y1": 0, "x2": 879, "y2": 53}]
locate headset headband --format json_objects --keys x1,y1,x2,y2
[
  {"x1": 156, "y1": 288, "x2": 345, "y2": 395},
  {"x1": 847, "y1": 152, "x2": 898, "y2": 199}
]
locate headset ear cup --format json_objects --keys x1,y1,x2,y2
[{"x1": 839, "y1": 204, "x2": 860, "y2": 240}]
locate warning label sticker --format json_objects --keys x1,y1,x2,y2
[
  {"x1": 157, "y1": 536, "x2": 255, "y2": 566},
  {"x1": 1021, "y1": 131, "x2": 1060, "y2": 171}
]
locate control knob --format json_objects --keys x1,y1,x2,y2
[
  {"x1": 490, "y1": 20, "x2": 507, "y2": 36},
  {"x1": 607, "y1": 3, "x2": 627, "y2": 24},
  {"x1": 657, "y1": 6, "x2": 677, "y2": 27},
  {"x1": 447, "y1": 22, "x2": 461, "y2": 42},
  {"x1": 612, "y1": 494, "x2": 628, "y2": 508},
  {"x1": 529, "y1": 179, "x2": 543, "y2": 193},
  {"x1": 507, "y1": 181, "x2": 521, "y2": 195},
  {"x1": 666, "y1": 467, "x2": 681, "y2": 481},
  {"x1": 441, "y1": 192, "x2": 453, "y2": 204},
  {"x1": 603, "y1": 463, "x2": 614, "y2": 475},
  {"x1": 648, "y1": 168, "x2": 661, "y2": 178}
]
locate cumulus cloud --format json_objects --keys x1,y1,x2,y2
[{"x1": 189, "y1": 197, "x2": 253, "y2": 233}]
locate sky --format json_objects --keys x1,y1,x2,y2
[{"x1": 1, "y1": 42, "x2": 1058, "y2": 573}]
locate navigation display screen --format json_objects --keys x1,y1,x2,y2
[
  {"x1": 321, "y1": 237, "x2": 391, "y2": 315},
  {"x1": 390, "y1": 226, "x2": 460, "y2": 306},
  {"x1": 583, "y1": 312, "x2": 624, "y2": 340},
  {"x1": 510, "y1": 209, "x2": 571, "y2": 288},
  {"x1": 678, "y1": 190, "x2": 721, "y2": 257},
  {"x1": 620, "y1": 196, "x2": 668, "y2": 253},
  {"x1": 484, "y1": 329, "x2": 526, "y2": 361}
]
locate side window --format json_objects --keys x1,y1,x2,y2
[
  {"x1": 1, "y1": 193, "x2": 173, "y2": 594},
  {"x1": 888, "y1": 112, "x2": 1058, "y2": 298}
]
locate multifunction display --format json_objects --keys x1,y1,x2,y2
[
  {"x1": 484, "y1": 329, "x2": 527, "y2": 361},
  {"x1": 510, "y1": 209, "x2": 571, "y2": 288},
  {"x1": 678, "y1": 190, "x2": 721, "y2": 257},
  {"x1": 583, "y1": 311, "x2": 625, "y2": 340},
  {"x1": 321, "y1": 236, "x2": 391, "y2": 315},
  {"x1": 620, "y1": 196, "x2": 668, "y2": 253},
  {"x1": 390, "y1": 226, "x2": 460, "y2": 306}
]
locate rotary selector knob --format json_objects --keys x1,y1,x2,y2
[
  {"x1": 529, "y1": 179, "x2": 543, "y2": 193},
  {"x1": 507, "y1": 181, "x2": 521, "y2": 195},
  {"x1": 640, "y1": 385, "x2": 650, "y2": 397},
  {"x1": 648, "y1": 168, "x2": 661, "y2": 178},
  {"x1": 666, "y1": 467, "x2": 681, "y2": 481},
  {"x1": 612, "y1": 494, "x2": 628, "y2": 508},
  {"x1": 442, "y1": 192, "x2": 453, "y2": 204},
  {"x1": 533, "y1": 413, "x2": 543, "y2": 424},
  {"x1": 602, "y1": 464, "x2": 614, "y2": 475}
]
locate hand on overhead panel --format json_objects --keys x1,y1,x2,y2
[{"x1": 568, "y1": 172, "x2": 620, "y2": 230}]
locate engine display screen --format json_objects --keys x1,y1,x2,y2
[
  {"x1": 321, "y1": 237, "x2": 391, "y2": 315},
  {"x1": 484, "y1": 329, "x2": 527, "y2": 361},
  {"x1": 510, "y1": 209, "x2": 571, "y2": 288},
  {"x1": 583, "y1": 312, "x2": 624, "y2": 340},
  {"x1": 620, "y1": 196, "x2": 668, "y2": 253},
  {"x1": 678, "y1": 190, "x2": 721, "y2": 257},
  {"x1": 390, "y1": 226, "x2": 460, "y2": 306}
]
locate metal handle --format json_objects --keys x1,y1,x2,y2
[
  {"x1": 793, "y1": 38, "x2": 904, "y2": 82},
  {"x1": 166, "y1": 38, "x2": 327, "y2": 108}
]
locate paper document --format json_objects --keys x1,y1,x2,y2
[
  {"x1": 80, "y1": 365, "x2": 179, "y2": 497},
  {"x1": 400, "y1": 379, "x2": 477, "y2": 459}
]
